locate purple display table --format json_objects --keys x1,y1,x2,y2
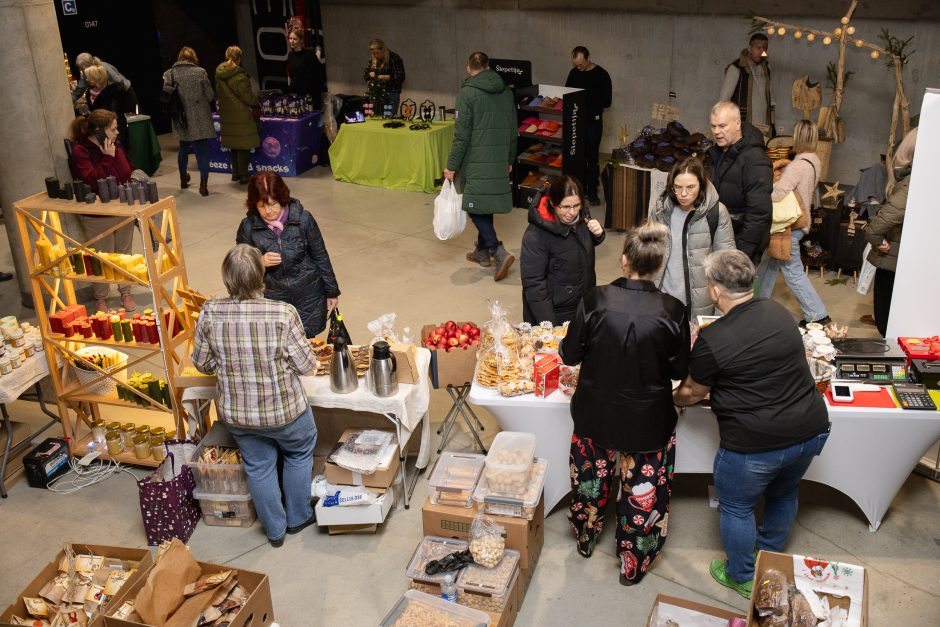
[{"x1": 208, "y1": 111, "x2": 322, "y2": 177}]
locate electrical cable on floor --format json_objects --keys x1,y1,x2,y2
[{"x1": 46, "y1": 457, "x2": 141, "y2": 494}]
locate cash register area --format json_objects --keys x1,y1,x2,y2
[{"x1": 1, "y1": 142, "x2": 938, "y2": 626}]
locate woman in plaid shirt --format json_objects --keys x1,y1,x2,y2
[{"x1": 192, "y1": 244, "x2": 319, "y2": 547}]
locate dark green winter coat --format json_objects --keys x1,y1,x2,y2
[
  {"x1": 865, "y1": 175, "x2": 908, "y2": 273},
  {"x1": 447, "y1": 69, "x2": 517, "y2": 215},
  {"x1": 214, "y1": 63, "x2": 259, "y2": 150}
]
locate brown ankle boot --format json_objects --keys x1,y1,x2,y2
[
  {"x1": 199, "y1": 176, "x2": 209, "y2": 197},
  {"x1": 180, "y1": 172, "x2": 191, "y2": 189}
]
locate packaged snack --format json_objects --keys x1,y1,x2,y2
[
  {"x1": 468, "y1": 514, "x2": 505, "y2": 568},
  {"x1": 754, "y1": 568, "x2": 790, "y2": 619}
]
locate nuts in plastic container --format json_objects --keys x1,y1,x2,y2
[
  {"x1": 380, "y1": 590, "x2": 490, "y2": 627},
  {"x1": 457, "y1": 549, "x2": 519, "y2": 612},
  {"x1": 474, "y1": 458, "x2": 547, "y2": 520},
  {"x1": 429, "y1": 452, "x2": 484, "y2": 508},
  {"x1": 483, "y1": 431, "x2": 536, "y2": 497}
]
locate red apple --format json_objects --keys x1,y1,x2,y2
[
  {"x1": 461, "y1": 322, "x2": 472, "y2": 334},
  {"x1": 430, "y1": 333, "x2": 442, "y2": 343},
  {"x1": 469, "y1": 327, "x2": 480, "y2": 337},
  {"x1": 470, "y1": 338, "x2": 480, "y2": 345},
  {"x1": 447, "y1": 337, "x2": 459, "y2": 347},
  {"x1": 436, "y1": 341, "x2": 447, "y2": 351},
  {"x1": 445, "y1": 320, "x2": 457, "y2": 332},
  {"x1": 458, "y1": 333, "x2": 469, "y2": 344},
  {"x1": 435, "y1": 326, "x2": 446, "y2": 337}
]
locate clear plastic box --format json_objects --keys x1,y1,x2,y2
[
  {"x1": 405, "y1": 536, "x2": 469, "y2": 584},
  {"x1": 429, "y1": 452, "x2": 485, "y2": 508},
  {"x1": 193, "y1": 490, "x2": 256, "y2": 527},
  {"x1": 457, "y1": 549, "x2": 520, "y2": 612},
  {"x1": 473, "y1": 458, "x2": 546, "y2": 520},
  {"x1": 187, "y1": 422, "x2": 249, "y2": 495},
  {"x1": 483, "y1": 431, "x2": 536, "y2": 498},
  {"x1": 379, "y1": 589, "x2": 490, "y2": 627}
]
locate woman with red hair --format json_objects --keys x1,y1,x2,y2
[{"x1": 236, "y1": 172, "x2": 340, "y2": 336}]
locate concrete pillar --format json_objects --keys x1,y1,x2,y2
[{"x1": 0, "y1": 0, "x2": 77, "y2": 306}]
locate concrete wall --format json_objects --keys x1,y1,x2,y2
[{"x1": 318, "y1": 5, "x2": 940, "y2": 183}]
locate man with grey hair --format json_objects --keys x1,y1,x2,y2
[
  {"x1": 707, "y1": 102, "x2": 773, "y2": 263},
  {"x1": 72, "y1": 53, "x2": 132, "y2": 103},
  {"x1": 674, "y1": 249, "x2": 829, "y2": 598}
]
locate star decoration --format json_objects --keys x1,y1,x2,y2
[{"x1": 822, "y1": 181, "x2": 844, "y2": 202}]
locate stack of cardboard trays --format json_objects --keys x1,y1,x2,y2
[
  {"x1": 0, "y1": 541, "x2": 275, "y2": 627},
  {"x1": 315, "y1": 427, "x2": 401, "y2": 534},
  {"x1": 408, "y1": 444, "x2": 545, "y2": 627}
]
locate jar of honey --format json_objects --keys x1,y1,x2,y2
[
  {"x1": 105, "y1": 431, "x2": 123, "y2": 455},
  {"x1": 133, "y1": 434, "x2": 151, "y2": 459},
  {"x1": 150, "y1": 436, "x2": 166, "y2": 462}
]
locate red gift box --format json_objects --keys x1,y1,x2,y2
[
  {"x1": 534, "y1": 354, "x2": 561, "y2": 398},
  {"x1": 898, "y1": 337, "x2": 940, "y2": 362}
]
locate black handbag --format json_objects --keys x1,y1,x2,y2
[
  {"x1": 159, "y1": 70, "x2": 188, "y2": 129},
  {"x1": 327, "y1": 308, "x2": 352, "y2": 345}
]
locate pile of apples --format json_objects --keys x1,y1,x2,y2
[{"x1": 424, "y1": 321, "x2": 480, "y2": 352}]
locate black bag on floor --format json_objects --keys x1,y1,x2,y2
[{"x1": 834, "y1": 220, "x2": 869, "y2": 273}]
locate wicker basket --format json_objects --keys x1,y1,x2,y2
[{"x1": 73, "y1": 347, "x2": 129, "y2": 396}]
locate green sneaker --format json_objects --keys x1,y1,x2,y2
[{"x1": 710, "y1": 559, "x2": 753, "y2": 599}]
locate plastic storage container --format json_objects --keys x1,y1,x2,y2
[
  {"x1": 457, "y1": 549, "x2": 520, "y2": 613},
  {"x1": 379, "y1": 590, "x2": 490, "y2": 627},
  {"x1": 429, "y1": 452, "x2": 485, "y2": 508},
  {"x1": 483, "y1": 431, "x2": 536, "y2": 498},
  {"x1": 473, "y1": 457, "x2": 547, "y2": 520},
  {"x1": 406, "y1": 536, "x2": 469, "y2": 585},
  {"x1": 187, "y1": 422, "x2": 249, "y2": 495},
  {"x1": 193, "y1": 490, "x2": 257, "y2": 527}
]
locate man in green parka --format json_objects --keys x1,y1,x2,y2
[{"x1": 444, "y1": 51, "x2": 518, "y2": 281}]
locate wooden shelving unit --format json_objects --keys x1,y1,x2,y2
[{"x1": 13, "y1": 193, "x2": 200, "y2": 467}]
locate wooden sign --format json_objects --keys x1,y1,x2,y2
[{"x1": 651, "y1": 103, "x2": 680, "y2": 122}]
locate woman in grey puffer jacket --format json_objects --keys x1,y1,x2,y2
[
  {"x1": 649, "y1": 157, "x2": 736, "y2": 319},
  {"x1": 163, "y1": 47, "x2": 216, "y2": 196}
]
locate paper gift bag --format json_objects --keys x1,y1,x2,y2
[{"x1": 138, "y1": 451, "x2": 202, "y2": 546}]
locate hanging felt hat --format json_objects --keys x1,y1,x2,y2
[
  {"x1": 639, "y1": 153, "x2": 657, "y2": 169},
  {"x1": 653, "y1": 141, "x2": 673, "y2": 156},
  {"x1": 656, "y1": 155, "x2": 677, "y2": 172},
  {"x1": 629, "y1": 137, "x2": 651, "y2": 156}
]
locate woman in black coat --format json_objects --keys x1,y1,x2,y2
[
  {"x1": 236, "y1": 172, "x2": 340, "y2": 337},
  {"x1": 520, "y1": 176, "x2": 605, "y2": 325},
  {"x1": 84, "y1": 64, "x2": 134, "y2": 152},
  {"x1": 560, "y1": 221, "x2": 690, "y2": 586}
]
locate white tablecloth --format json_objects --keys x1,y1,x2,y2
[
  {"x1": 181, "y1": 348, "x2": 433, "y2": 469},
  {"x1": 0, "y1": 355, "x2": 50, "y2": 404},
  {"x1": 469, "y1": 381, "x2": 940, "y2": 530}
]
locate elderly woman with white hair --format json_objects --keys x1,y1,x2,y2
[{"x1": 191, "y1": 244, "x2": 320, "y2": 547}]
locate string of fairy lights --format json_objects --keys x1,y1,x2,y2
[{"x1": 752, "y1": 14, "x2": 892, "y2": 61}]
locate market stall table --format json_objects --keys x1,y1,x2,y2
[
  {"x1": 181, "y1": 347, "x2": 432, "y2": 508},
  {"x1": 329, "y1": 118, "x2": 455, "y2": 193},
  {"x1": 125, "y1": 114, "x2": 162, "y2": 176},
  {"x1": 207, "y1": 112, "x2": 323, "y2": 177},
  {"x1": 469, "y1": 381, "x2": 940, "y2": 530},
  {"x1": 0, "y1": 355, "x2": 60, "y2": 499}
]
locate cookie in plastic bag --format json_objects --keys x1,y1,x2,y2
[{"x1": 468, "y1": 513, "x2": 506, "y2": 568}]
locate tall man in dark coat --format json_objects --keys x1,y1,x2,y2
[
  {"x1": 444, "y1": 52, "x2": 518, "y2": 281},
  {"x1": 719, "y1": 33, "x2": 774, "y2": 136},
  {"x1": 707, "y1": 101, "x2": 773, "y2": 263},
  {"x1": 565, "y1": 46, "x2": 612, "y2": 206}
]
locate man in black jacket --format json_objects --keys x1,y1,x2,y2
[
  {"x1": 707, "y1": 101, "x2": 772, "y2": 262},
  {"x1": 565, "y1": 47, "x2": 612, "y2": 206}
]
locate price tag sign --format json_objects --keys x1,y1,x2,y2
[{"x1": 651, "y1": 103, "x2": 680, "y2": 122}]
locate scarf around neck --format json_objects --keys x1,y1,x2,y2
[{"x1": 263, "y1": 206, "x2": 288, "y2": 236}]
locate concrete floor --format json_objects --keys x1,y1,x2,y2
[{"x1": 1, "y1": 141, "x2": 938, "y2": 625}]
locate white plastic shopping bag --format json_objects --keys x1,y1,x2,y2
[
  {"x1": 856, "y1": 243, "x2": 876, "y2": 295},
  {"x1": 433, "y1": 179, "x2": 466, "y2": 240}
]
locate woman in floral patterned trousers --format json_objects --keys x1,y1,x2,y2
[
  {"x1": 569, "y1": 432, "x2": 676, "y2": 585},
  {"x1": 559, "y1": 222, "x2": 690, "y2": 586}
]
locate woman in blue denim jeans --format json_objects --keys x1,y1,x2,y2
[
  {"x1": 674, "y1": 250, "x2": 830, "y2": 597},
  {"x1": 192, "y1": 244, "x2": 320, "y2": 547}
]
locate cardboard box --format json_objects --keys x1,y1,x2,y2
[
  {"x1": 324, "y1": 428, "x2": 400, "y2": 488},
  {"x1": 420, "y1": 322, "x2": 479, "y2": 389},
  {"x1": 103, "y1": 561, "x2": 274, "y2": 627},
  {"x1": 0, "y1": 544, "x2": 153, "y2": 626},
  {"x1": 746, "y1": 551, "x2": 868, "y2": 627},
  {"x1": 421, "y1": 496, "x2": 544, "y2": 571},
  {"x1": 645, "y1": 594, "x2": 745, "y2": 625},
  {"x1": 315, "y1": 488, "x2": 395, "y2": 527},
  {"x1": 389, "y1": 342, "x2": 422, "y2": 385},
  {"x1": 327, "y1": 523, "x2": 378, "y2": 535}
]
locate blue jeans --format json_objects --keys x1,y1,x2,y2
[
  {"x1": 227, "y1": 407, "x2": 317, "y2": 541},
  {"x1": 469, "y1": 213, "x2": 501, "y2": 251},
  {"x1": 178, "y1": 139, "x2": 210, "y2": 178},
  {"x1": 713, "y1": 429, "x2": 829, "y2": 583},
  {"x1": 756, "y1": 230, "x2": 829, "y2": 321}
]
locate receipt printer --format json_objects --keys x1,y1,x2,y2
[{"x1": 910, "y1": 359, "x2": 940, "y2": 389}]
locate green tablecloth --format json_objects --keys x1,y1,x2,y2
[
  {"x1": 329, "y1": 119, "x2": 454, "y2": 193},
  {"x1": 127, "y1": 116, "x2": 162, "y2": 176}
]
